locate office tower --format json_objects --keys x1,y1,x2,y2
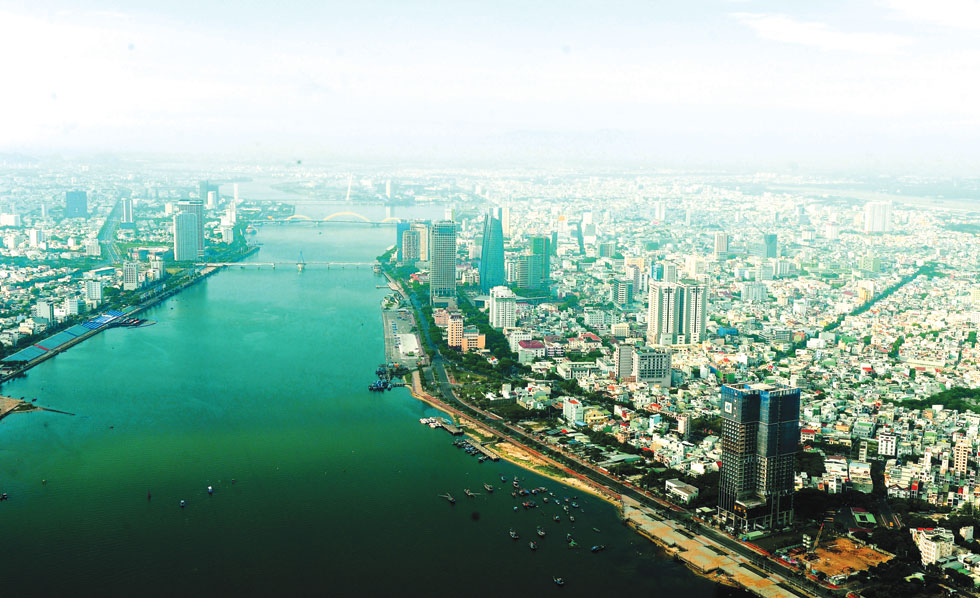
[
  {"x1": 120, "y1": 197, "x2": 134, "y2": 224},
  {"x1": 528, "y1": 235, "x2": 551, "y2": 288},
  {"x1": 176, "y1": 200, "x2": 205, "y2": 257},
  {"x1": 395, "y1": 221, "x2": 411, "y2": 261},
  {"x1": 410, "y1": 221, "x2": 430, "y2": 262},
  {"x1": 207, "y1": 191, "x2": 217, "y2": 210},
  {"x1": 863, "y1": 201, "x2": 891, "y2": 233},
  {"x1": 613, "y1": 344, "x2": 634, "y2": 381},
  {"x1": 662, "y1": 263, "x2": 678, "y2": 283},
  {"x1": 500, "y1": 207, "x2": 511, "y2": 237},
  {"x1": 714, "y1": 232, "x2": 729, "y2": 258},
  {"x1": 683, "y1": 283, "x2": 708, "y2": 344},
  {"x1": 428, "y1": 220, "x2": 457, "y2": 305},
  {"x1": 122, "y1": 261, "x2": 140, "y2": 291},
  {"x1": 173, "y1": 211, "x2": 200, "y2": 261},
  {"x1": 66, "y1": 191, "x2": 88, "y2": 218},
  {"x1": 646, "y1": 282, "x2": 707, "y2": 345},
  {"x1": 760, "y1": 233, "x2": 778, "y2": 259},
  {"x1": 84, "y1": 279, "x2": 103, "y2": 303},
  {"x1": 479, "y1": 209, "x2": 506, "y2": 293},
  {"x1": 718, "y1": 383, "x2": 800, "y2": 531},
  {"x1": 401, "y1": 228, "x2": 421, "y2": 263},
  {"x1": 34, "y1": 300, "x2": 54, "y2": 322},
  {"x1": 633, "y1": 348, "x2": 671, "y2": 387},
  {"x1": 489, "y1": 285, "x2": 517, "y2": 329}
]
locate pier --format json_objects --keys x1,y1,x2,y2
[
  {"x1": 469, "y1": 441, "x2": 501, "y2": 461},
  {"x1": 436, "y1": 420, "x2": 464, "y2": 436}
]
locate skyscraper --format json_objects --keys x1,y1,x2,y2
[
  {"x1": 66, "y1": 191, "x2": 88, "y2": 218},
  {"x1": 199, "y1": 181, "x2": 219, "y2": 206},
  {"x1": 479, "y1": 209, "x2": 505, "y2": 293},
  {"x1": 863, "y1": 201, "x2": 892, "y2": 233},
  {"x1": 122, "y1": 261, "x2": 140, "y2": 291},
  {"x1": 176, "y1": 200, "x2": 205, "y2": 257},
  {"x1": 683, "y1": 283, "x2": 708, "y2": 344},
  {"x1": 528, "y1": 235, "x2": 551, "y2": 289},
  {"x1": 428, "y1": 220, "x2": 457, "y2": 305},
  {"x1": 395, "y1": 221, "x2": 411, "y2": 261},
  {"x1": 401, "y1": 228, "x2": 421, "y2": 264},
  {"x1": 173, "y1": 211, "x2": 200, "y2": 261},
  {"x1": 614, "y1": 344, "x2": 634, "y2": 381},
  {"x1": 718, "y1": 383, "x2": 800, "y2": 531},
  {"x1": 410, "y1": 221, "x2": 430, "y2": 262}
]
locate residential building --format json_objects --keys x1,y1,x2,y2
[{"x1": 489, "y1": 285, "x2": 517, "y2": 329}]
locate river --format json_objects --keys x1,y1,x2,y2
[{"x1": 0, "y1": 224, "x2": 744, "y2": 597}]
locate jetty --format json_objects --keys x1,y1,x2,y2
[
  {"x1": 435, "y1": 420, "x2": 464, "y2": 436},
  {"x1": 469, "y1": 441, "x2": 501, "y2": 461}
]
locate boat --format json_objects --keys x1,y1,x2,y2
[
  {"x1": 483, "y1": 483, "x2": 494, "y2": 493},
  {"x1": 566, "y1": 534, "x2": 573, "y2": 543},
  {"x1": 554, "y1": 577, "x2": 565, "y2": 586},
  {"x1": 509, "y1": 529, "x2": 519, "y2": 540},
  {"x1": 537, "y1": 527, "x2": 546, "y2": 537},
  {"x1": 571, "y1": 502, "x2": 579, "y2": 508},
  {"x1": 500, "y1": 475, "x2": 507, "y2": 482},
  {"x1": 179, "y1": 500, "x2": 186, "y2": 508},
  {"x1": 440, "y1": 493, "x2": 456, "y2": 504},
  {"x1": 512, "y1": 481, "x2": 520, "y2": 488},
  {"x1": 591, "y1": 545, "x2": 605, "y2": 553},
  {"x1": 569, "y1": 516, "x2": 575, "y2": 522},
  {"x1": 568, "y1": 540, "x2": 578, "y2": 549},
  {"x1": 593, "y1": 527, "x2": 601, "y2": 533},
  {"x1": 464, "y1": 489, "x2": 477, "y2": 498},
  {"x1": 542, "y1": 496, "x2": 549, "y2": 503},
  {"x1": 529, "y1": 541, "x2": 538, "y2": 551},
  {"x1": 553, "y1": 515, "x2": 560, "y2": 522}
]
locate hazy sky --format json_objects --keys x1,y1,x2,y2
[{"x1": 1, "y1": 0, "x2": 979, "y2": 169}]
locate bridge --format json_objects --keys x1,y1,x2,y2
[
  {"x1": 254, "y1": 212, "x2": 403, "y2": 226},
  {"x1": 195, "y1": 261, "x2": 376, "y2": 269}
]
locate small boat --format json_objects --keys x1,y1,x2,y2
[
  {"x1": 529, "y1": 541, "x2": 538, "y2": 551},
  {"x1": 569, "y1": 516, "x2": 575, "y2": 522},
  {"x1": 554, "y1": 577, "x2": 565, "y2": 586},
  {"x1": 553, "y1": 515, "x2": 560, "y2": 522},
  {"x1": 542, "y1": 496, "x2": 549, "y2": 503},
  {"x1": 483, "y1": 483, "x2": 494, "y2": 493},
  {"x1": 509, "y1": 529, "x2": 519, "y2": 540},
  {"x1": 571, "y1": 502, "x2": 579, "y2": 508},
  {"x1": 514, "y1": 506, "x2": 519, "y2": 511},
  {"x1": 568, "y1": 540, "x2": 578, "y2": 549},
  {"x1": 179, "y1": 500, "x2": 186, "y2": 508},
  {"x1": 440, "y1": 493, "x2": 456, "y2": 504},
  {"x1": 513, "y1": 481, "x2": 520, "y2": 488},
  {"x1": 566, "y1": 534, "x2": 573, "y2": 543},
  {"x1": 464, "y1": 489, "x2": 475, "y2": 498},
  {"x1": 207, "y1": 486, "x2": 214, "y2": 495},
  {"x1": 537, "y1": 527, "x2": 546, "y2": 537},
  {"x1": 593, "y1": 527, "x2": 601, "y2": 533},
  {"x1": 500, "y1": 475, "x2": 507, "y2": 482},
  {"x1": 591, "y1": 545, "x2": 605, "y2": 553}
]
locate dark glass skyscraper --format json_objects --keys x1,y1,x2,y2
[
  {"x1": 718, "y1": 383, "x2": 800, "y2": 531},
  {"x1": 479, "y1": 208, "x2": 505, "y2": 293}
]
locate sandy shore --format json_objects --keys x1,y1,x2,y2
[{"x1": 0, "y1": 396, "x2": 40, "y2": 421}]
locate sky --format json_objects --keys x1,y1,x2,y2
[{"x1": 1, "y1": 0, "x2": 979, "y2": 170}]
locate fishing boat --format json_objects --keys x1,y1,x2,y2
[
  {"x1": 537, "y1": 527, "x2": 546, "y2": 537},
  {"x1": 591, "y1": 545, "x2": 605, "y2": 553},
  {"x1": 553, "y1": 515, "x2": 560, "y2": 522},
  {"x1": 500, "y1": 475, "x2": 507, "y2": 482},
  {"x1": 593, "y1": 527, "x2": 601, "y2": 533},
  {"x1": 569, "y1": 516, "x2": 575, "y2": 522},
  {"x1": 529, "y1": 541, "x2": 538, "y2": 551},
  {"x1": 179, "y1": 500, "x2": 186, "y2": 508},
  {"x1": 464, "y1": 488, "x2": 476, "y2": 498},
  {"x1": 483, "y1": 483, "x2": 494, "y2": 493},
  {"x1": 440, "y1": 493, "x2": 456, "y2": 504},
  {"x1": 509, "y1": 529, "x2": 519, "y2": 540},
  {"x1": 554, "y1": 576, "x2": 565, "y2": 586}
]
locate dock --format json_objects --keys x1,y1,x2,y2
[
  {"x1": 470, "y1": 441, "x2": 501, "y2": 461},
  {"x1": 436, "y1": 420, "x2": 464, "y2": 436}
]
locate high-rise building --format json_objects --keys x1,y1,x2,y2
[
  {"x1": 34, "y1": 300, "x2": 54, "y2": 322},
  {"x1": 28, "y1": 228, "x2": 45, "y2": 247},
  {"x1": 612, "y1": 279, "x2": 633, "y2": 307},
  {"x1": 395, "y1": 221, "x2": 411, "y2": 261},
  {"x1": 662, "y1": 263, "x2": 678, "y2": 283},
  {"x1": 447, "y1": 312, "x2": 463, "y2": 349},
  {"x1": 207, "y1": 191, "x2": 217, "y2": 210},
  {"x1": 614, "y1": 344, "x2": 634, "y2": 381},
  {"x1": 410, "y1": 221, "x2": 430, "y2": 262},
  {"x1": 149, "y1": 256, "x2": 166, "y2": 281},
  {"x1": 64, "y1": 297, "x2": 82, "y2": 316},
  {"x1": 401, "y1": 228, "x2": 421, "y2": 264},
  {"x1": 646, "y1": 282, "x2": 707, "y2": 345},
  {"x1": 199, "y1": 181, "x2": 219, "y2": 206},
  {"x1": 428, "y1": 220, "x2": 457, "y2": 305},
  {"x1": 863, "y1": 201, "x2": 891, "y2": 233},
  {"x1": 528, "y1": 236, "x2": 551, "y2": 289},
  {"x1": 954, "y1": 441, "x2": 970, "y2": 476},
  {"x1": 122, "y1": 261, "x2": 140, "y2": 291},
  {"x1": 173, "y1": 211, "x2": 200, "y2": 261},
  {"x1": 677, "y1": 413, "x2": 692, "y2": 440},
  {"x1": 488, "y1": 286, "x2": 517, "y2": 329},
  {"x1": 120, "y1": 197, "x2": 134, "y2": 224},
  {"x1": 84, "y1": 280, "x2": 103, "y2": 303},
  {"x1": 175, "y1": 200, "x2": 204, "y2": 258},
  {"x1": 500, "y1": 207, "x2": 511, "y2": 238},
  {"x1": 653, "y1": 200, "x2": 666, "y2": 221},
  {"x1": 479, "y1": 209, "x2": 506, "y2": 293},
  {"x1": 714, "y1": 232, "x2": 729, "y2": 258},
  {"x1": 759, "y1": 233, "x2": 778, "y2": 259},
  {"x1": 66, "y1": 191, "x2": 88, "y2": 218},
  {"x1": 718, "y1": 383, "x2": 800, "y2": 531},
  {"x1": 633, "y1": 348, "x2": 671, "y2": 387}
]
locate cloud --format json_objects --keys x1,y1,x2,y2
[
  {"x1": 880, "y1": 0, "x2": 980, "y2": 31},
  {"x1": 733, "y1": 12, "x2": 911, "y2": 54}
]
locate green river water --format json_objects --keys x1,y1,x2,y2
[{"x1": 0, "y1": 224, "x2": 744, "y2": 597}]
